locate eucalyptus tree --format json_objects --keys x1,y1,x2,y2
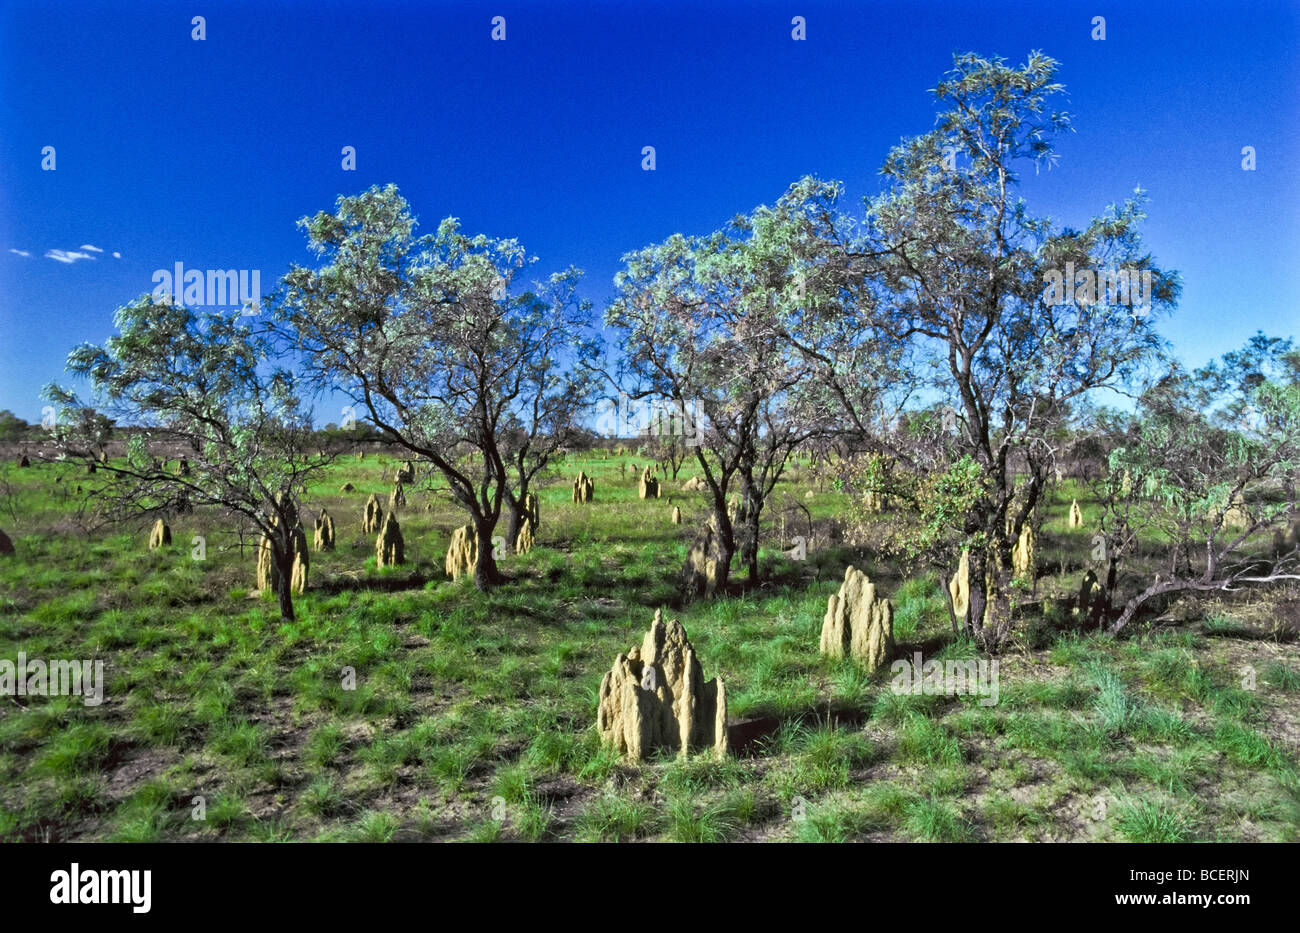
[
  {"x1": 607, "y1": 179, "x2": 860, "y2": 586},
  {"x1": 857, "y1": 52, "x2": 1179, "y2": 648},
  {"x1": 44, "y1": 295, "x2": 334, "y2": 621},
  {"x1": 271, "y1": 184, "x2": 598, "y2": 590}
]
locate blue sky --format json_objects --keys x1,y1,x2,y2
[{"x1": 2, "y1": 0, "x2": 1297, "y2": 421}]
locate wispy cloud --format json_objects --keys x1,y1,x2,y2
[
  {"x1": 45, "y1": 249, "x2": 96, "y2": 264},
  {"x1": 79, "y1": 244, "x2": 104, "y2": 253},
  {"x1": 9, "y1": 249, "x2": 30, "y2": 257}
]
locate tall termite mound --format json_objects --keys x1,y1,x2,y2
[
  {"x1": 289, "y1": 522, "x2": 310, "y2": 594},
  {"x1": 362, "y1": 494, "x2": 383, "y2": 534},
  {"x1": 596, "y1": 609, "x2": 728, "y2": 762},
  {"x1": 682, "y1": 517, "x2": 724, "y2": 599},
  {"x1": 949, "y1": 550, "x2": 971, "y2": 622},
  {"x1": 389, "y1": 482, "x2": 406, "y2": 511},
  {"x1": 257, "y1": 531, "x2": 277, "y2": 592},
  {"x1": 148, "y1": 519, "x2": 171, "y2": 550},
  {"x1": 671, "y1": 505, "x2": 682, "y2": 524},
  {"x1": 948, "y1": 549, "x2": 997, "y2": 628},
  {"x1": 1068, "y1": 499, "x2": 1083, "y2": 528},
  {"x1": 0, "y1": 529, "x2": 13, "y2": 556},
  {"x1": 516, "y1": 516, "x2": 535, "y2": 554},
  {"x1": 819, "y1": 566, "x2": 894, "y2": 672},
  {"x1": 445, "y1": 524, "x2": 476, "y2": 580},
  {"x1": 638, "y1": 465, "x2": 660, "y2": 500},
  {"x1": 517, "y1": 491, "x2": 540, "y2": 553},
  {"x1": 523, "y1": 491, "x2": 540, "y2": 531},
  {"x1": 572, "y1": 472, "x2": 594, "y2": 503},
  {"x1": 313, "y1": 508, "x2": 335, "y2": 551},
  {"x1": 1012, "y1": 524, "x2": 1035, "y2": 578},
  {"x1": 376, "y1": 512, "x2": 404, "y2": 568},
  {"x1": 1075, "y1": 570, "x2": 1108, "y2": 628},
  {"x1": 257, "y1": 494, "x2": 300, "y2": 592}
]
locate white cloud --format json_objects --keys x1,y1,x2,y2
[
  {"x1": 112, "y1": 251, "x2": 121, "y2": 259},
  {"x1": 45, "y1": 249, "x2": 96, "y2": 264},
  {"x1": 79, "y1": 244, "x2": 104, "y2": 253},
  {"x1": 9, "y1": 249, "x2": 30, "y2": 257}
]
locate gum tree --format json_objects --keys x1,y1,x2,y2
[
  {"x1": 607, "y1": 178, "x2": 863, "y2": 586},
  {"x1": 858, "y1": 52, "x2": 1179, "y2": 648},
  {"x1": 44, "y1": 295, "x2": 334, "y2": 621},
  {"x1": 271, "y1": 184, "x2": 598, "y2": 589}
]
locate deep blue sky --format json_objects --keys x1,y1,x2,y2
[{"x1": 2, "y1": 0, "x2": 1297, "y2": 421}]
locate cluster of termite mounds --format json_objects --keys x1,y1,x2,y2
[
  {"x1": 256, "y1": 498, "x2": 311, "y2": 596},
  {"x1": 597, "y1": 609, "x2": 728, "y2": 762},
  {"x1": 571, "y1": 471, "x2": 594, "y2": 503},
  {"x1": 819, "y1": 565, "x2": 895, "y2": 672}
]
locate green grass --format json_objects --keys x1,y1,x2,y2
[
  {"x1": 0, "y1": 452, "x2": 1296, "y2": 842},
  {"x1": 1113, "y1": 797, "x2": 1196, "y2": 842},
  {"x1": 575, "y1": 791, "x2": 658, "y2": 842}
]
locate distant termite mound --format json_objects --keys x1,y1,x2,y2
[{"x1": 148, "y1": 519, "x2": 171, "y2": 550}]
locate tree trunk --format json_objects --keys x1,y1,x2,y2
[
  {"x1": 742, "y1": 502, "x2": 762, "y2": 582},
  {"x1": 711, "y1": 505, "x2": 735, "y2": 594},
  {"x1": 472, "y1": 518, "x2": 501, "y2": 592},
  {"x1": 275, "y1": 551, "x2": 296, "y2": 622},
  {"x1": 503, "y1": 496, "x2": 523, "y2": 555},
  {"x1": 967, "y1": 548, "x2": 987, "y2": 642}
]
